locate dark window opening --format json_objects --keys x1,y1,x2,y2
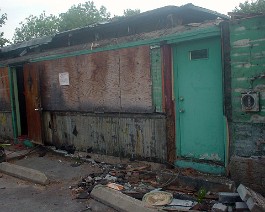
[{"x1": 190, "y1": 49, "x2": 208, "y2": 60}]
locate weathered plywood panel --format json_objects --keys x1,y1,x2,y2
[
  {"x1": 76, "y1": 51, "x2": 120, "y2": 111},
  {"x1": 0, "y1": 112, "x2": 13, "y2": 139},
  {"x1": 119, "y1": 46, "x2": 152, "y2": 112},
  {"x1": 0, "y1": 67, "x2": 11, "y2": 111},
  {"x1": 41, "y1": 58, "x2": 79, "y2": 110},
  {"x1": 43, "y1": 112, "x2": 167, "y2": 161},
  {"x1": 40, "y1": 46, "x2": 152, "y2": 112},
  {"x1": 150, "y1": 47, "x2": 163, "y2": 112}
]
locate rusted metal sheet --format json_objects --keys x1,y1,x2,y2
[
  {"x1": 24, "y1": 63, "x2": 43, "y2": 144},
  {"x1": 0, "y1": 67, "x2": 11, "y2": 111},
  {"x1": 40, "y1": 46, "x2": 152, "y2": 113},
  {"x1": 162, "y1": 45, "x2": 176, "y2": 164},
  {"x1": 43, "y1": 112, "x2": 167, "y2": 161},
  {"x1": 0, "y1": 112, "x2": 13, "y2": 139}
]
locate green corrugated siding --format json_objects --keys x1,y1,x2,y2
[
  {"x1": 230, "y1": 16, "x2": 265, "y2": 123},
  {"x1": 150, "y1": 47, "x2": 163, "y2": 112}
]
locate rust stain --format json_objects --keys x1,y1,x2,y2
[
  {"x1": 0, "y1": 67, "x2": 11, "y2": 111},
  {"x1": 23, "y1": 63, "x2": 43, "y2": 144},
  {"x1": 162, "y1": 45, "x2": 176, "y2": 164}
]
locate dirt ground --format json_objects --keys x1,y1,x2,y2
[{"x1": 0, "y1": 151, "x2": 116, "y2": 212}]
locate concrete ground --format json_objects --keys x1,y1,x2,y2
[{"x1": 0, "y1": 151, "x2": 116, "y2": 212}]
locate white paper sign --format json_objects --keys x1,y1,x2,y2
[{"x1": 59, "y1": 72, "x2": 69, "y2": 85}]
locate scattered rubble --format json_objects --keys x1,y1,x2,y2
[
  {"x1": 66, "y1": 153, "x2": 264, "y2": 212},
  {"x1": 1, "y1": 143, "x2": 264, "y2": 212}
]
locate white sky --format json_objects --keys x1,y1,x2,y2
[{"x1": 1, "y1": 0, "x2": 245, "y2": 41}]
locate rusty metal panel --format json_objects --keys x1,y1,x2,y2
[
  {"x1": 40, "y1": 46, "x2": 152, "y2": 113},
  {"x1": 24, "y1": 63, "x2": 43, "y2": 144},
  {"x1": 0, "y1": 67, "x2": 11, "y2": 111},
  {"x1": 43, "y1": 112, "x2": 167, "y2": 161},
  {"x1": 0, "y1": 112, "x2": 13, "y2": 139}
]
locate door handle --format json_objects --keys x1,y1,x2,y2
[
  {"x1": 179, "y1": 109, "x2": 185, "y2": 113},
  {"x1": 35, "y1": 108, "x2": 43, "y2": 111}
]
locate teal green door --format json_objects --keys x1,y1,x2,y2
[{"x1": 174, "y1": 37, "x2": 225, "y2": 173}]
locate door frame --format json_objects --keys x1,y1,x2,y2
[
  {"x1": 171, "y1": 32, "x2": 228, "y2": 174},
  {"x1": 8, "y1": 64, "x2": 44, "y2": 145}
]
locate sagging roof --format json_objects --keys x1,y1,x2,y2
[{"x1": 0, "y1": 3, "x2": 228, "y2": 62}]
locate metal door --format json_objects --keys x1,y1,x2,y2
[
  {"x1": 174, "y1": 37, "x2": 225, "y2": 167},
  {"x1": 24, "y1": 64, "x2": 43, "y2": 144}
]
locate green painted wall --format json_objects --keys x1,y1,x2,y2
[
  {"x1": 230, "y1": 16, "x2": 265, "y2": 156},
  {"x1": 150, "y1": 46, "x2": 163, "y2": 112}
]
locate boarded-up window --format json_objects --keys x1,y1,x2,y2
[{"x1": 38, "y1": 46, "x2": 152, "y2": 113}]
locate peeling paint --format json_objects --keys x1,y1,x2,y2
[
  {"x1": 250, "y1": 114, "x2": 265, "y2": 123},
  {"x1": 234, "y1": 63, "x2": 252, "y2": 68},
  {"x1": 233, "y1": 39, "x2": 250, "y2": 46},
  {"x1": 236, "y1": 77, "x2": 248, "y2": 81},
  {"x1": 235, "y1": 26, "x2": 246, "y2": 31},
  {"x1": 199, "y1": 153, "x2": 222, "y2": 161}
]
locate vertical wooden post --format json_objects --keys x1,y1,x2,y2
[{"x1": 161, "y1": 45, "x2": 176, "y2": 164}]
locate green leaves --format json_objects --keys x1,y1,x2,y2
[
  {"x1": 13, "y1": 11, "x2": 59, "y2": 43},
  {"x1": 0, "y1": 9, "x2": 9, "y2": 47},
  {"x1": 58, "y1": 1, "x2": 110, "y2": 32},
  {"x1": 233, "y1": 0, "x2": 265, "y2": 13},
  {"x1": 12, "y1": 1, "x2": 140, "y2": 44}
]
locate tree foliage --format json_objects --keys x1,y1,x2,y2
[
  {"x1": 13, "y1": 12, "x2": 59, "y2": 43},
  {"x1": 123, "y1": 9, "x2": 141, "y2": 17},
  {"x1": 12, "y1": 1, "x2": 140, "y2": 43},
  {"x1": 112, "y1": 9, "x2": 141, "y2": 21},
  {"x1": 233, "y1": 0, "x2": 265, "y2": 13},
  {"x1": 58, "y1": 1, "x2": 110, "y2": 32},
  {"x1": 0, "y1": 9, "x2": 9, "y2": 47}
]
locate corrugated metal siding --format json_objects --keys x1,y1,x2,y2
[
  {"x1": 0, "y1": 112, "x2": 13, "y2": 139},
  {"x1": 39, "y1": 45, "x2": 152, "y2": 113},
  {"x1": 0, "y1": 67, "x2": 11, "y2": 111},
  {"x1": 150, "y1": 46, "x2": 163, "y2": 112},
  {"x1": 43, "y1": 112, "x2": 167, "y2": 161},
  {"x1": 230, "y1": 16, "x2": 265, "y2": 156}
]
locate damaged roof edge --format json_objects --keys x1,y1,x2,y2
[
  {"x1": 1, "y1": 36, "x2": 53, "y2": 52},
  {"x1": 53, "y1": 4, "x2": 229, "y2": 38},
  {"x1": 182, "y1": 3, "x2": 229, "y2": 19},
  {"x1": 0, "y1": 3, "x2": 228, "y2": 55}
]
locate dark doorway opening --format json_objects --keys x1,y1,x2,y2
[{"x1": 16, "y1": 66, "x2": 28, "y2": 135}]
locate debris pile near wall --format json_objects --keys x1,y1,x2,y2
[
  {"x1": 67, "y1": 153, "x2": 265, "y2": 211},
  {"x1": 58, "y1": 149, "x2": 239, "y2": 211}
]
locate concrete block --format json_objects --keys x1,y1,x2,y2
[
  {"x1": 91, "y1": 185, "x2": 158, "y2": 212},
  {"x1": 212, "y1": 203, "x2": 228, "y2": 212},
  {"x1": 237, "y1": 184, "x2": 265, "y2": 212},
  {"x1": 237, "y1": 184, "x2": 252, "y2": 202},
  {"x1": 0, "y1": 162, "x2": 49, "y2": 185},
  {"x1": 246, "y1": 195, "x2": 265, "y2": 212},
  {"x1": 219, "y1": 192, "x2": 241, "y2": 203},
  {"x1": 235, "y1": 202, "x2": 249, "y2": 211}
]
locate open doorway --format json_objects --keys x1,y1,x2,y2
[{"x1": 15, "y1": 66, "x2": 28, "y2": 136}]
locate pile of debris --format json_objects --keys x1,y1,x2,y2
[
  {"x1": 49, "y1": 147, "x2": 265, "y2": 211},
  {"x1": 211, "y1": 184, "x2": 265, "y2": 212}
]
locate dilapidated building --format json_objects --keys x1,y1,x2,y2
[{"x1": 0, "y1": 3, "x2": 264, "y2": 186}]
